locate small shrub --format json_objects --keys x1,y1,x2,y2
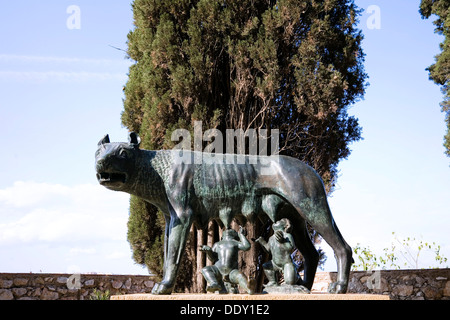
[{"x1": 90, "y1": 289, "x2": 110, "y2": 300}]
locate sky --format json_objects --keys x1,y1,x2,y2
[{"x1": 0, "y1": 0, "x2": 449, "y2": 276}]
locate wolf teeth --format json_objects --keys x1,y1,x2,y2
[
  {"x1": 97, "y1": 173, "x2": 111, "y2": 181},
  {"x1": 97, "y1": 172, "x2": 126, "y2": 183}
]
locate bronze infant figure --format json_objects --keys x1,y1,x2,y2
[
  {"x1": 200, "y1": 226, "x2": 256, "y2": 294},
  {"x1": 256, "y1": 218, "x2": 298, "y2": 287}
]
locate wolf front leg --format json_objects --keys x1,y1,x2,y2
[{"x1": 152, "y1": 205, "x2": 193, "y2": 295}]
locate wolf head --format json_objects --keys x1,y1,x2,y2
[{"x1": 95, "y1": 132, "x2": 141, "y2": 191}]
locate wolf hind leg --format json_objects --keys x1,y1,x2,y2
[{"x1": 298, "y1": 198, "x2": 352, "y2": 294}]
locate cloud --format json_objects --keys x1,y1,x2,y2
[
  {"x1": 0, "y1": 71, "x2": 128, "y2": 83},
  {"x1": 0, "y1": 54, "x2": 132, "y2": 67},
  {"x1": 0, "y1": 54, "x2": 132, "y2": 83},
  {"x1": 0, "y1": 181, "x2": 70, "y2": 207},
  {"x1": 105, "y1": 250, "x2": 129, "y2": 260},
  {"x1": 0, "y1": 181, "x2": 131, "y2": 246},
  {"x1": 69, "y1": 247, "x2": 97, "y2": 256}
]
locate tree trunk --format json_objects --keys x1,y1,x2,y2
[{"x1": 195, "y1": 227, "x2": 207, "y2": 293}]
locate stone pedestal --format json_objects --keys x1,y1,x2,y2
[
  {"x1": 263, "y1": 285, "x2": 311, "y2": 294},
  {"x1": 110, "y1": 293, "x2": 390, "y2": 300}
]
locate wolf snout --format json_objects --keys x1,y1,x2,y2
[
  {"x1": 96, "y1": 159, "x2": 105, "y2": 172},
  {"x1": 96, "y1": 158, "x2": 110, "y2": 174}
]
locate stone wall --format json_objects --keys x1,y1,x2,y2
[
  {"x1": 1, "y1": 269, "x2": 449, "y2": 300},
  {"x1": 0, "y1": 273, "x2": 156, "y2": 300},
  {"x1": 312, "y1": 268, "x2": 450, "y2": 300}
]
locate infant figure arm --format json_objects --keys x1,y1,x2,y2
[
  {"x1": 275, "y1": 231, "x2": 296, "y2": 251},
  {"x1": 255, "y1": 236, "x2": 270, "y2": 253},
  {"x1": 200, "y1": 245, "x2": 219, "y2": 263},
  {"x1": 237, "y1": 226, "x2": 251, "y2": 251},
  {"x1": 284, "y1": 233, "x2": 296, "y2": 251}
]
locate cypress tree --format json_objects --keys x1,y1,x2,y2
[
  {"x1": 122, "y1": 0, "x2": 367, "y2": 292},
  {"x1": 420, "y1": 0, "x2": 450, "y2": 157}
]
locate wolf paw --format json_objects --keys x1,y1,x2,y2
[
  {"x1": 328, "y1": 281, "x2": 348, "y2": 294},
  {"x1": 151, "y1": 282, "x2": 174, "y2": 295}
]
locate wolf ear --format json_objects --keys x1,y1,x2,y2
[
  {"x1": 98, "y1": 134, "x2": 110, "y2": 146},
  {"x1": 128, "y1": 132, "x2": 141, "y2": 148}
]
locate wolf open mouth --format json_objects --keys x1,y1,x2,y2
[{"x1": 97, "y1": 172, "x2": 127, "y2": 184}]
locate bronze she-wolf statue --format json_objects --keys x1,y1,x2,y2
[{"x1": 95, "y1": 132, "x2": 353, "y2": 294}]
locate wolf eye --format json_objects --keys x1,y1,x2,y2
[{"x1": 119, "y1": 149, "x2": 128, "y2": 159}]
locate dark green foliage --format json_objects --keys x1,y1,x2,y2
[
  {"x1": 420, "y1": 0, "x2": 450, "y2": 157},
  {"x1": 127, "y1": 195, "x2": 164, "y2": 279},
  {"x1": 123, "y1": 0, "x2": 367, "y2": 290}
]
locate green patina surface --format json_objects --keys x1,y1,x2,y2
[{"x1": 95, "y1": 133, "x2": 353, "y2": 295}]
